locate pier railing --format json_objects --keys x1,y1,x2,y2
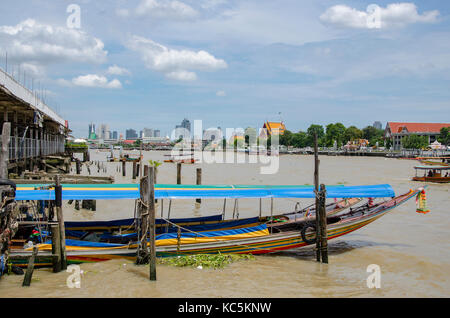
[{"x1": 0, "y1": 135, "x2": 65, "y2": 161}]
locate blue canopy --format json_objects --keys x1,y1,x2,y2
[{"x1": 15, "y1": 184, "x2": 395, "y2": 200}]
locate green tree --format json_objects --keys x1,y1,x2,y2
[
  {"x1": 362, "y1": 126, "x2": 384, "y2": 146},
  {"x1": 344, "y1": 126, "x2": 363, "y2": 144},
  {"x1": 291, "y1": 131, "x2": 308, "y2": 148},
  {"x1": 402, "y1": 135, "x2": 428, "y2": 149},
  {"x1": 438, "y1": 127, "x2": 450, "y2": 146},
  {"x1": 280, "y1": 130, "x2": 294, "y2": 146},
  {"x1": 306, "y1": 124, "x2": 325, "y2": 147},
  {"x1": 244, "y1": 127, "x2": 257, "y2": 147},
  {"x1": 325, "y1": 123, "x2": 346, "y2": 147},
  {"x1": 134, "y1": 139, "x2": 142, "y2": 147}
]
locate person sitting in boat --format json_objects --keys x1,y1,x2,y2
[{"x1": 428, "y1": 170, "x2": 433, "y2": 177}]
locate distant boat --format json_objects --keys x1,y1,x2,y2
[{"x1": 412, "y1": 165, "x2": 450, "y2": 183}]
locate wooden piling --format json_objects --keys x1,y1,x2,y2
[
  {"x1": 314, "y1": 133, "x2": 321, "y2": 262},
  {"x1": 22, "y1": 246, "x2": 38, "y2": 287},
  {"x1": 132, "y1": 161, "x2": 137, "y2": 180},
  {"x1": 75, "y1": 159, "x2": 81, "y2": 175},
  {"x1": 51, "y1": 224, "x2": 61, "y2": 273},
  {"x1": 176, "y1": 163, "x2": 181, "y2": 184},
  {"x1": 319, "y1": 184, "x2": 328, "y2": 264},
  {"x1": 148, "y1": 166, "x2": 156, "y2": 281},
  {"x1": 55, "y1": 175, "x2": 67, "y2": 270},
  {"x1": 196, "y1": 168, "x2": 202, "y2": 204},
  {"x1": 122, "y1": 160, "x2": 126, "y2": 177},
  {"x1": 0, "y1": 122, "x2": 11, "y2": 179},
  {"x1": 136, "y1": 166, "x2": 149, "y2": 265}
]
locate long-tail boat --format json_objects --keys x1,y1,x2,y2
[
  {"x1": 412, "y1": 165, "x2": 450, "y2": 183},
  {"x1": 9, "y1": 184, "x2": 420, "y2": 266}
]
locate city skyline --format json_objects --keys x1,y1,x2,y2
[{"x1": 1, "y1": 1, "x2": 448, "y2": 138}]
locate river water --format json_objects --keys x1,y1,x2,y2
[{"x1": 1, "y1": 150, "x2": 449, "y2": 297}]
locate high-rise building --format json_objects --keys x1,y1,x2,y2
[
  {"x1": 176, "y1": 119, "x2": 191, "y2": 132},
  {"x1": 154, "y1": 130, "x2": 160, "y2": 137},
  {"x1": 126, "y1": 129, "x2": 138, "y2": 139},
  {"x1": 142, "y1": 128, "x2": 154, "y2": 138},
  {"x1": 112, "y1": 131, "x2": 118, "y2": 140},
  {"x1": 88, "y1": 123, "x2": 96, "y2": 139},
  {"x1": 373, "y1": 121, "x2": 383, "y2": 130},
  {"x1": 174, "y1": 118, "x2": 191, "y2": 140}
]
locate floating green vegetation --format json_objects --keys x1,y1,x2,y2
[
  {"x1": 157, "y1": 253, "x2": 255, "y2": 270},
  {"x1": 65, "y1": 143, "x2": 88, "y2": 149},
  {"x1": 337, "y1": 181, "x2": 348, "y2": 185}
]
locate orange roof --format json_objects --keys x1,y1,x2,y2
[
  {"x1": 263, "y1": 121, "x2": 286, "y2": 135},
  {"x1": 387, "y1": 122, "x2": 450, "y2": 134}
]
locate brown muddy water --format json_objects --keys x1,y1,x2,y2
[{"x1": 1, "y1": 150, "x2": 449, "y2": 297}]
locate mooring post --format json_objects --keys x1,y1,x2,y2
[
  {"x1": 259, "y1": 198, "x2": 262, "y2": 218},
  {"x1": 22, "y1": 246, "x2": 38, "y2": 287},
  {"x1": 55, "y1": 175, "x2": 67, "y2": 270},
  {"x1": 0, "y1": 122, "x2": 11, "y2": 179},
  {"x1": 222, "y1": 199, "x2": 226, "y2": 220},
  {"x1": 176, "y1": 162, "x2": 182, "y2": 184},
  {"x1": 136, "y1": 165, "x2": 149, "y2": 265},
  {"x1": 132, "y1": 161, "x2": 137, "y2": 180},
  {"x1": 270, "y1": 198, "x2": 274, "y2": 234},
  {"x1": 148, "y1": 166, "x2": 157, "y2": 281},
  {"x1": 314, "y1": 133, "x2": 321, "y2": 262},
  {"x1": 196, "y1": 168, "x2": 202, "y2": 204},
  {"x1": 319, "y1": 184, "x2": 328, "y2": 264},
  {"x1": 122, "y1": 160, "x2": 126, "y2": 177},
  {"x1": 75, "y1": 159, "x2": 81, "y2": 175},
  {"x1": 51, "y1": 224, "x2": 61, "y2": 273}
]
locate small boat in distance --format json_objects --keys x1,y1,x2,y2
[{"x1": 412, "y1": 165, "x2": 450, "y2": 183}]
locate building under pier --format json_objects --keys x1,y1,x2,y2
[{"x1": 0, "y1": 67, "x2": 68, "y2": 175}]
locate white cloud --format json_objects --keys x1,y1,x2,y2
[
  {"x1": 72, "y1": 74, "x2": 122, "y2": 89},
  {"x1": 216, "y1": 90, "x2": 226, "y2": 96},
  {"x1": 116, "y1": 8, "x2": 130, "y2": 17},
  {"x1": 320, "y1": 3, "x2": 439, "y2": 29},
  {"x1": 107, "y1": 65, "x2": 131, "y2": 76},
  {"x1": 127, "y1": 35, "x2": 227, "y2": 80},
  {"x1": 0, "y1": 19, "x2": 108, "y2": 64},
  {"x1": 166, "y1": 70, "x2": 197, "y2": 81},
  {"x1": 134, "y1": 0, "x2": 199, "y2": 20}
]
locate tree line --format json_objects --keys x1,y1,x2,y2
[{"x1": 276, "y1": 123, "x2": 386, "y2": 148}]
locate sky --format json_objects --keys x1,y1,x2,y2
[{"x1": 0, "y1": 0, "x2": 449, "y2": 138}]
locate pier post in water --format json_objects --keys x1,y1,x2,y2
[
  {"x1": 22, "y1": 246, "x2": 38, "y2": 287},
  {"x1": 122, "y1": 160, "x2": 126, "y2": 177},
  {"x1": 0, "y1": 122, "x2": 11, "y2": 179},
  {"x1": 137, "y1": 166, "x2": 149, "y2": 265},
  {"x1": 314, "y1": 133, "x2": 321, "y2": 262},
  {"x1": 319, "y1": 184, "x2": 328, "y2": 264},
  {"x1": 51, "y1": 224, "x2": 61, "y2": 273},
  {"x1": 196, "y1": 168, "x2": 202, "y2": 204},
  {"x1": 55, "y1": 175, "x2": 67, "y2": 270},
  {"x1": 132, "y1": 161, "x2": 137, "y2": 180},
  {"x1": 148, "y1": 166, "x2": 157, "y2": 281},
  {"x1": 75, "y1": 159, "x2": 81, "y2": 175},
  {"x1": 177, "y1": 162, "x2": 182, "y2": 184}
]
